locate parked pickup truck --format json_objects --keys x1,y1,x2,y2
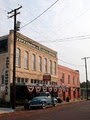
[{"x1": 24, "y1": 92, "x2": 57, "y2": 109}]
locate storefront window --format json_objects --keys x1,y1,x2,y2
[{"x1": 17, "y1": 77, "x2": 20, "y2": 83}]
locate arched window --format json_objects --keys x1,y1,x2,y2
[
  {"x1": 24, "y1": 51, "x2": 29, "y2": 69},
  {"x1": 73, "y1": 77, "x2": 75, "y2": 85},
  {"x1": 16, "y1": 48, "x2": 21, "y2": 67},
  {"x1": 49, "y1": 60, "x2": 52, "y2": 74},
  {"x1": 44, "y1": 58, "x2": 47, "y2": 73},
  {"x1": 38, "y1": 56, "x2": 42, "y2": 72},
  {"x1": 32, "y1": 54, "x2": 36, "y2": 70},
  {"x1": 54, "y1": 61, "x2": 56, "y2": 75}
]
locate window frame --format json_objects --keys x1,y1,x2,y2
[
  {"x1": 32, "y1": 53, "x2": 36, "y2": 71},
  {"x1": 38, "y1": 56, "x2": 42, "y2": 72},
  {"x1": 24, "y1": 51, "x2": 29, "y2": 69},
  {"x1": 16, "y1": 48, "x2": 21, "y2": 67}
]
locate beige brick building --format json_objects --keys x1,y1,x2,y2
[{"x1": 0, "y1": 30, "x2": 58, "y2": 102}]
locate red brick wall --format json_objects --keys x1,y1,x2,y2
[{"x1": 58, "y1": 65, "x2": 80, "y2": 101}]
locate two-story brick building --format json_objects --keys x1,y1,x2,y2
[
  {"x1": 0, "y1": 30, "x2": 81, "y2": 104},
  {"x1": 0, "y1": 30, "x2": 58, "y2": 103},
  {"x1": 58, "y1": 65, "x2": 80, "y2": 101}
]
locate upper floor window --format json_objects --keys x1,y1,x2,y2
[
  {"x1": 32, "y1": 54, "x2": 36, "y2": 70},
  {"x1": 77, "y1": 78, "x2": 79, "y2": 85},
  {"x1": 54, "y1": 61, "x2": 56, "y2": 75},
  {"x1": 62, "y1": 73, "x2": 65, "y2": 83},
  {"x1": 38, "y1": 56, "x2": 42, "y2": 72},
  {"x1": 49, "y1": 60, "x2": 52, "y2": 74},
  {"x1": 24, "y1": 51, "x2": 29, "y2": 69},
  {"x1": 44, "y1": 58, "x2": 47, "y2": 73},
  {"x1": 73, "y1": 77, "x2": 75, "y2": 85},
  {"x1": 68, "y1": 75, "x2": 70, "y2": 84},
  {"x1": 16, "y1": 48, "x2": 21, "y2": 67}
]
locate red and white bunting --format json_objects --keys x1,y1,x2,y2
[
  {"x1": 58, "y1": 87, "x2": 62, "y2": 92},
  {"x1": 54, "y1": 87, "x2": 57, "y2": 92},
  {"x1": 48, "y1": 87, "x2": 52, "y2": 92},
  {"x1": 62, "y1": 87, "x2": 66, "y2": 92},
  {"x1": 27, "y1": 86, "x2": 34, "y2": 93},
  {"x1": 42, "y1": 87, "x2": 47, "y2": 92},
  {"x1": 66, "y1": 87, "x2": 68, "y2": 92},
  {"x1": 35, "y1": 86, "x2": 41, "y2": 93}
]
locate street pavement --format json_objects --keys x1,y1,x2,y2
[
  {"x1": 0, "y1": 99, "x2": 84, "y2": 114},
  {"x1": 0, "y1": 100, "x2": 90, "y2": 120}
]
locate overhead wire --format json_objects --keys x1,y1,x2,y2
[
  {"x1": 0, "y1": 1, "x2": 89, "y2": 69},
  {"x1": 20, "y1": 0, "x2": 59, "y2": 29},
  {"x1": 37, "y1": 34, "x2": 90, "y2": 43},
  {"x1": 57, "y1": 7, "x2": 90, "y2": 32},
  {"x1": 58, "y1": 59, "x2": 83, "y2": 67}
]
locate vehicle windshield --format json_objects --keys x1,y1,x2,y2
[
  {"x1": 40, "y1": 92, "x2": 50, "y2": 96},
  {"x1": 32, "y1": 96, "x2": 45, "y2": 101}
]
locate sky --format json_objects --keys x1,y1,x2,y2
[{"x1": 1, "y1": 0, "x2": 90, "y2": 83}]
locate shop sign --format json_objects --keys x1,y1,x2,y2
[
  {"x1": 5, "y1": 57, "x2": 9, "y2": 95},
  {"x1": 43, "y1": 74, "x2": 51, "y2": 81}
]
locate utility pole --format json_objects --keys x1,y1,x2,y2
[
  {"x1": 8, "y1": 6, "x2": 22, "y2": 110},
  {"x1": 81, "y1": 57, "x2": 90, "y2": 100}
]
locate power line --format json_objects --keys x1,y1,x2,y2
[
  {"x1": 57, "y1": 8, "x2": 90, "y2": 32},
  {"x1": 21, "y1": 0, "x2": 59, "y2": 29},
  {"x1": 37, "y1": 34, "x2": 90, "y2": 43},
  {"x1": 58, "y1": 59, "x2": 83, "y2": 67}
]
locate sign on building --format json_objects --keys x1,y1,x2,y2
[{"x1": 43, "y1": 74, "x2": 51, "y2": 81}]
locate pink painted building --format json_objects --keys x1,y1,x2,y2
[{"x1": 58, "y1": 65, "x2": 80, "y2": 101}]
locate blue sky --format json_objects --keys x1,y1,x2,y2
[{"x1": 1, "y1": 0, "x2": 90, "y2": 82}]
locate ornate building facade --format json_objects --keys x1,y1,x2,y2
[{"x1": 0, "y1": 30, "x2": 58, "y2": 102}]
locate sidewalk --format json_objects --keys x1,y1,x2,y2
[{"x1": 0, "y1": 108, "x2": 14, "y2": 114}]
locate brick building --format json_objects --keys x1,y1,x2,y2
[
  {"x1": 0, "y1": 30, "x2": 58, "y2": 103},
  {"x1": 58, "y1": 65, "x2": 80, "y2": 101}
]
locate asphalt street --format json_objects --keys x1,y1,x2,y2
[{"x1": 0, "y1": 100, "x2": 90, "y2": 120}]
